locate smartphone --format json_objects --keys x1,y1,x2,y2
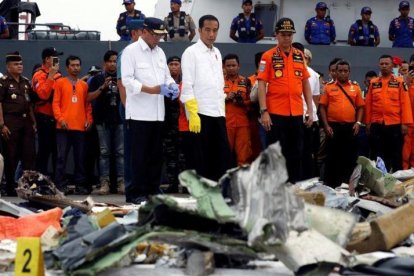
[{"x1": 52, "y1": 57, "x2": 59, "y2": 66}]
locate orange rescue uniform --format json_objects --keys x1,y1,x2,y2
[
  {"x1": 257, "y1": 46, "x2": 310, "y2": 115},
  {"x1": 365, "y1": 75, "x2": 413, "y2": 125},
  {"x1": 31, "y1": 65, "x2": 62, "y2": 116},
  {"x1": 52, "y1": 78, "x2": 93, "y2": 131},
  {"x1": 224, "y1": 75, "x2": 252, "y2": 165},
  {"x1": 320, "y1": 80, "x2": 365, "y2": 123},
  {"x1": 403, "y1": 83, "x2": 414, "y2": 169}
]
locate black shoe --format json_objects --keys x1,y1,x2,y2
[
  {"x1": 74, "y1": 186, "x2": 91, "y2": 195},
  {"x1": 5, "y1": 188, "x2": 17, "y2": 197},
  {"x1": 126, "y1": 196, "x2": 147, "y2": 205}
]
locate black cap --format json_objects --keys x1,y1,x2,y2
[
  {"x1": 143, "y1": 17, "x2": 168, "y2": 34},
  {"x1": 275, "y1": 17, "x2": 296, "y2": 33},
  {"x1": 41, "y1": 47, "x2": 63, "y2": 60},
  {"x1": 6, "y1": 51, "x2": 22, "y2": 63},
  {"x1": 167, "y1": 56, "x2": 181, "y2": 64}
]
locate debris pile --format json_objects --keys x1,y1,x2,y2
[{"x1": 2, "y1": 144, "x2": 414, "y2": 274}]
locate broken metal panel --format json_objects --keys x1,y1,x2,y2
[
  {"x1": 0, "y1": 198, "x2": 34, "y2": 217},
  {"x1": 265, "y1": 229, "x2": 351, "y2": 272},
  {"x1": 357, "y1": 157, "x2": 401, "y2": 197},
  {"x1": 221, "y1": 143, "x2": 307, "y2": 247},
  {"x1": 178, "y1": 170, "x2": 235, "y2": 223},
  {"x1": 304, "y1": 204, "x2": 357, "y2": 247}
]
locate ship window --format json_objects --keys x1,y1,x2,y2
[{"x1": 254, "y1": 3, "x2": 278, "y2": 37}]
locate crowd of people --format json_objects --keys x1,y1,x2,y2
[{"x1": 2, "y1": 0, "x2": 414, "y2": 203}]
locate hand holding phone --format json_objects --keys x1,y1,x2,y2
[{"x1": 52, "y1": 57, "x2": 59, "y2": 66}]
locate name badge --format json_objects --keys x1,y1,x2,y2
[{"x1": 72, "y1": 95, "x2": 78, "y2": 103}]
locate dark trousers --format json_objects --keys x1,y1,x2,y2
[
  {"x1": 35, "y1": 113, "x2": 57, "y2": 177},
  {"x1": 2, "y1": 115, "x2": 35, "y2": 191},
  {"x1": 302, "y1": 121, "x2": 320, "y2": 180},
  {"x1": 267, "y1": 114, "x2": 304, "y2": 183},
  {"x1": 85, "y1": 124, "x2": 100, "y2": 185},
  {"x1": 370, "y1": 123, "x2": 403, "y2": 172},
  {"x1": 128, "y1": 120, "x2": 163, "y2": 199},
  {"x1": 325, "y1": 123, "x2": 357, "y2": 188},
  {"x1": 190, "y1": 114, "x2": 232, "y2": 182},
  {"x1": 123, "y1": 120, "x2": 131, "y2": 193},
  {"x1": 55, "y1": 130, "x2": 86, "y2": 188}
]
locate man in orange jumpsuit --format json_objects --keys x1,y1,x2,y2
[
  {"x1": 319, "y1": 60, "x2": 365, "y2": 188},
  {"x1": 365, "y1": 54, "x2": 413, "y2": 172},
  {"x1": 257, "y1": 18, "x2": 313, "y2": 183},
  {"x1": 403, "y1": 60, "x2": 414, "y2": 169},
  {"x1": 52, "y1": 56, "x2": 93, "y2": 194},
  {"x1": 223, "y1": 53, "x2": 252, "y2": 166},
  {"x1": 31, "y1": 47, "x2": 63, "y2": 178}
]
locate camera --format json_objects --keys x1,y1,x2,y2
[
  {"x1": 234, "y1": 91, "x2": 244, "y2": 104},
  {"x1": 108, "y1": 80, "x2": 118, "y2": 107}
]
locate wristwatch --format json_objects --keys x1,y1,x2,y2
[
  {"x1": 260, "y1": 108, "x2": 268, "y2": 115},
  {"x1": 356, "y1": 121, "x2": 362, "y2": 126}
]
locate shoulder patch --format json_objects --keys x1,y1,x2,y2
[{"x1": 259, "y1": 60, "x2": 266, "y2": 72}]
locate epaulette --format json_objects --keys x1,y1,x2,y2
[
  {"x1": 351, "y1": 80, "x2": 359, "y2": 86},
  {"x1": 326, "y1": 79, "x2": 335, "y2": 84},
  {"x1": 1, "y1": 75, "x2": 7, "y2": 80}
]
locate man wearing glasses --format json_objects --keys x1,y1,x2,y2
[
  {"x1": 121, "y1": 17, "x2": 178, "y2": 204},
  {"x1": 116, "y1": 0, "x2": 146, "y2": 41}
]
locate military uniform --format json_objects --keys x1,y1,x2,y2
[
  {"x1": 164, "y1": 12, "x2": 196, "y2": 42},
  {"x1": 0, "y1": 74, "x2": 35, "y2": 194},
  {"x1": 305, "y1": 16, "x2": 336, "y2": 45},
  {"x1": 230, "y1": 12, "x2": 264, "y2": 43},
  {"x1": 116, "y1": 10, "x2": 145, "y2": 41},
  {"x1": 389, "y1": 16, "x2": 414, "y2": 48}
]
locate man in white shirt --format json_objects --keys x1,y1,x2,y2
[
  {"x1": 121, "y1": 17, "x2": 178, "y2": 204},
  {"x1": 181, "y1": 14, "x2": 231, "y2": 181}
]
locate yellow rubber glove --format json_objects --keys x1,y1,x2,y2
[{"x1": 185, "y1": 98, "x2": 201, "y2": 133}]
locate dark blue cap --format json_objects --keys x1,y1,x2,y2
[
  {"x1": 361, "y1": 7, "x2": 372, "y2": 14},
  {"x1": 242, "y1": 0, "x2": 253, "y2": 4},
  {"x1": 122, "y1": 0, "x2": 134, "y2": 5},
  {"x1": 128, "y1": 19, "x2": 144, "y2": 30},
  {"x1": 400, "y1": 1, "x2": 410, "y2": 9},
  {"x1": 143, "y1": 17, "x2": 168, "y2": 34},
  {"x1": 316, "y1": 2, "x2": 327, "y2": 9},
  {"x1": 171, "y1": 0, "x2": 182, "y2": 5}
]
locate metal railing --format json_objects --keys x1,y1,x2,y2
[{"x1": 6, "y1": 22, "x2": 101, "y2": 41}]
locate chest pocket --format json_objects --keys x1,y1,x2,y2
[{"x1": 136, "y1": 62, "x2": 152, "y2": 79}]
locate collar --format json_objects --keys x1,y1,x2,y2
[
  {"x1": 335, "y1": 80, "x2": 351, "y2": 86},
  {"x1": 225, "y1": 74, "x2": 241, "y2": 82},
  {"x1": 41, "y1": 64, "x2": 50, "y2": 73},
  {"x1": 197, "y1": 39, "x2": 215, "y2": 53},
  {"x1": 6, "y1": 72, "x2": 21, "y2": 83},
  {"x1": 138, "y1": 37, "x2": 156, "y2": 52}
]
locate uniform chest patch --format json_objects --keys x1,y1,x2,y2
[
  {"x1": 372, "y1": 82, "x2": 382, "y2": 89},
  {"x1": 388, "y1": 81, "x2": 400, "y2": 88}
]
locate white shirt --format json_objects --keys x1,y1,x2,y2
[
  {"x1": 121, "y1": 37, "x2": 175, "y2": 121},
  {"x1": 303, "y1": 66, "x2": 320, "y2": 122},
  {"x1": 181, "y1": 39, "x2": 225, "y2": 117}
]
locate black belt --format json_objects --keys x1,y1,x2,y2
[{"x1": 5, "y1": 112, "x2": 28, "y2": 118}]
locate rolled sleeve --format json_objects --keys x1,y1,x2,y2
[{"x1": 121, "y1": 46, "x2": 143, "y2": 95}]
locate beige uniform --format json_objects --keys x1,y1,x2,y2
[{"x1": 164, "y1": 12, "x2": 196, "y2": 42}]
